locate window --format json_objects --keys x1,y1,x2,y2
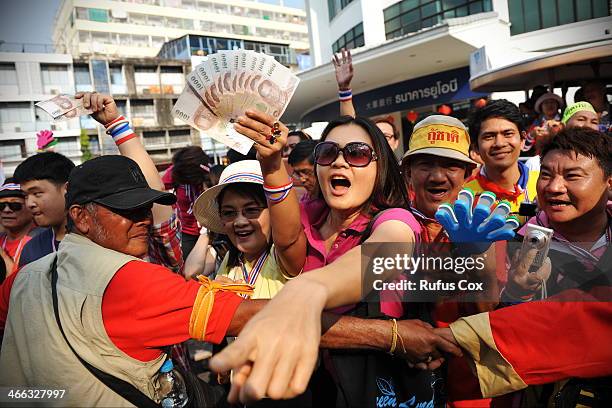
[
  {"x1": 508, "y1": 0, "x2": 610, "y2": 35},
  {"x1": 74, "y1": 64, "x2": 92, "y2": 92},
  {"x1": 131, "y1": 100, "x2": 157, "y2": 126},
  {"x1": 130, "y1": 13, "x2": 148, "y2": 25},
  {"x1": 0, "y1": 64, "x2": 17, "y2": 86},
  {"x1": 143, "y1": 130, "x2": 166, "y2": 146},
  {"x1": 110, "y1": 65, "x2": 126, "y2": 94},
  {"x1": 78, "y1": 30, "x2": 91, "y2": 42},
  {"x1": 88, "y1": 8, "x2": 109, "y2": 22},
  {"x1": 384, "y1": 0, "x2": 493, "y2": 39},
  {"x1": 76, "y1": 7, "x2": 89, "y2": 19},
  {"x1": 0, "y1": 141, "x2": 24, "y2": 160},
  {"x1": 332, "y1": 23, "x2": 364, "y2": 53},
  {"x1": 56, "y1": 137, "x2": 81, "y2": 157},
  {"x1": 0, "y1": 102, "x2": 31, "y2": 131},
  {"x1": 328, "y1": 0, "x2": 354, "y2": 20},
  {"x1": 91, "y1": 32, "x2": 111, "y2": 44},
  {"x1": 40, "y1": 64, "x2": 70, "y2": 86}
]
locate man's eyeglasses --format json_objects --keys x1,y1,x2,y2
[
  {"x1": 314, "y1": 141, "x2": 378, "y2": 167},
  {"x1": 291, "y1": 168, "x2": 315, "y2": 179},
  {"x1": 220, "y1": 207, "x2": 266, "y2": 223},
  {"x1": 0, "y1": 202, "x2": 24, "y2": 212}
]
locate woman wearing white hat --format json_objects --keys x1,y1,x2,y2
[{"x1": 192, "y1": 160, "x2": 294, "y2": 299}]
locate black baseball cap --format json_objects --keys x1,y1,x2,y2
[{"x1": 66, "y1": 155, "x2": 176, "y2": 210}]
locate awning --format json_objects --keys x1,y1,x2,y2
[
  {"x1": 283, "y1": 13, "x2": 506, "y2": 123},
  {"x1": 469, "y1": 40, "x2": 612, "y2": 92}
]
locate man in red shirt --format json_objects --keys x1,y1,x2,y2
[{"x1": 0, "y1": 179, "x2": 36, "y2": 277}]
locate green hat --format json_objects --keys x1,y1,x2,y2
[{"x1": 561, "y1": 101, "x2": 596, "y2": 124}]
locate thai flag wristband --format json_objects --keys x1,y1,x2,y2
[
  {"x1": 104, "y1": 116, "x2": 137, "y2": 146},
  {"x1": 339, "y1": 89, "x2": 352, "y2": 101},
  {"x1": 263, "y1": 180, "x2": 294, "y2": 203}
]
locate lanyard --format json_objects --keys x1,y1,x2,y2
[{"x1": 239, "y1": 250, "x2": 269, "y2": 298}]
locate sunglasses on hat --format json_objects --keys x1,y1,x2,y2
[
  {"x1": 0, "y1": 202, "x2": 24, "y2": 212},
  {"x1": 314, "y1": 141, "x2": 378, "y2": 168}
]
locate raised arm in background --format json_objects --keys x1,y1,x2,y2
[{"x1": 332, "y1": 48, "x2": 356, "y2": 118}]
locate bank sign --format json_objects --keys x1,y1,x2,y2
[{"x1": 302, "y1": 66, "x2": 487, "y2": 123}]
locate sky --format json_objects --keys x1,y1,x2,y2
[{"x1": 0, "y1": 0, "x2": 62, "y2": 45}]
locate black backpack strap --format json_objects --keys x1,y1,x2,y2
[{"x1": 50, "y1": 256, "x2": 158, "y2": 408}]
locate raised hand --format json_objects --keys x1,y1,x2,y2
[
  {"x1": 234, "y1": 110, "x2": 289, "y2": 171},
  {"x1": 332, "y1": 48, "x2": 354, "y2": 91},
  {"x1": 209, "y1": 278, "x2": 325, "y2": 403},
  {"x1": 435, "y1": 189, "x2": 519, "y2": 254},
  {"x1": 75, "y1": 92, "x2": 120, "y2": 126}
]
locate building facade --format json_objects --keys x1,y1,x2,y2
[
  {"x1": 74, "y1": 57, "x2": 195, "y2": 162},
  {"x1": 45, "y1": 0, "x2": 310, "y2": 164},
  {"x1": 0, "y1": 52, "x2": 82, "y2": 177},
  {"x1": 296, "y1": 0, "x2": 611, "y2": 151},
  {"x1": 53, "y1": 0, "x2": 309, "y2": 60}
]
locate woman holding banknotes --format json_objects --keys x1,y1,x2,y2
[{"x1": 209, "y1": 110, "x2": 452, "y2": 405}]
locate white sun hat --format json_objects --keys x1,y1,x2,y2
[{"x1": 193, "y1": 160, "x2": 264, "y2": 233}]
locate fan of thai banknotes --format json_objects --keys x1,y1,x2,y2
[
  {"x1": 35, "y1": 95, "x2": 93, "y2": 122},
  {"x1": 173, "y1": 50, "x2": 300, "y2": 155}
]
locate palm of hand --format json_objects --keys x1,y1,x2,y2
[{"x1": 335, "y1": 64, "x2": 353, "y2": 89}]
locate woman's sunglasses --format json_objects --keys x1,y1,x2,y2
[
  {"x1": 314, "y1": 141, "x2": 378, "y2": 167},
  {"x1": 0, "y1": 202, "x2": 24, "y2": 212}
]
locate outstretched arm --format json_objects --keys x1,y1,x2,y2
[{"x1": 210, "y1": 219, "x2": 418, "y2": 403}]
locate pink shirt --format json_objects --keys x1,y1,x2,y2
[{"x1": 299, "y1": 199, "x2": 420, "y2": 317}]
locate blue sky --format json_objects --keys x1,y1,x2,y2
[{"x1": 0, "y1": 0, "x2": 63, "y2": 45}]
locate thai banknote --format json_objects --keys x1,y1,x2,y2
[
  {"x1": 35, "y1": 94, "x2": 93, "y2": 122},
  {"x1": 175, "y1": 51, "x2": 300, "y2": 153}
]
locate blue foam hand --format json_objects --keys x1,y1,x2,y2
[{"x1": 435, "y1": 189, "x2": 518, "y2": 255}]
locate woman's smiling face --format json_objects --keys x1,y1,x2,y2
[
  {"x1": 219, "y1": 187, "x2": 270, "y2": 259},
  {"x1": 316, "y1": 124, "x2": 378, "y2": 213}
]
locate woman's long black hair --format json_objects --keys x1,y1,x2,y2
[{"x1": 317, "y1": 116, "x2": 409, "y2": 216}]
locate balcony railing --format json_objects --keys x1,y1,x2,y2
[{"x1": 0, "y1": 42, "x2": 56, "y2": 53}]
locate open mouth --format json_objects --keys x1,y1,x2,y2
[
  {"x1": 330, "y1": 176, "x2": 351, "y2": 195},
  {"x1": 426, "y1": 187, "x2": 449, "y2": 200},
  {"x1": 235, "y1": 230, "x2": 254, "y2": 239},
  {"x1": 546, "y1": 198, "x2": 572, "y2": 208}
]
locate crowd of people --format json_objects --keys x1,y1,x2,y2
[{"x1": 0, "y1": 49, "x2": 610, "y2": 408}]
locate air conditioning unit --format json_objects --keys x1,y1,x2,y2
[{"x1": 14, "y1": 126, "x2": 21, "y2": 132}]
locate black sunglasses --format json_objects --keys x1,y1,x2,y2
[
  {"x1": 0, "y1": 202, "x2": 24, "y2": 212},
  {"x1": 314, "y1": 141, "x2": 378, "y2": 167}
]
